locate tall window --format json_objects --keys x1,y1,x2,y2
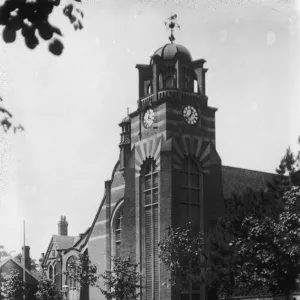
[
  {"x1": 114, "y1": 207, "x2": 123, "y2": 257},
  {"x1": 179, "y1": 157, "x2": 200, "y2": 229},
  {"x1": 66, "y1": 256, "x2": 77, "y2": 290},
  {"x1": 158, "y1": 73, "x2": 163, "y2": 90},
  {"x1": 48, "y1": 265, "x2": 53, "y2": 281},
  {"x1": 141, "y1": 159, "x2": 159, "y2": 300},
  {"x1": 180, "y1": 157, "x2": 201, "y2": 300}
]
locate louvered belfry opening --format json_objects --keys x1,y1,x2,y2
[
  {"x1": 180, "y1": 157, "x2": 201, "y2": 300},
  {"x1": 141, "y1": 158, "x2": 159, "y2": 300}
]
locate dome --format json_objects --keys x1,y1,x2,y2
[
  {"x1": 121, "y1": 116, "x2": 131, "y2": 123},
  {"x1": 150, "y1": 43, "x2": 192, "y2": 63}
]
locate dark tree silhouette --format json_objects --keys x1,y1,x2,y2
[{"x1": 0, "y1": 0, "x2": 84, "y2": 56}]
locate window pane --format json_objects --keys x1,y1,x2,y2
[
  {"x1": 116, "y1": 219, "x2": 121, "y2": 230},
  {"x1": 191, "y1": 207, "x2": 200, "y2": 230},
  {"x1": 152, "y1": 162, "x2": 157, "y2": 172},
  {"x1": 115, "y1": 230, "x2": 121, "y2": 241},
  {"x1": 180, "y1": 204, "x2": 189, "y2": 225},
  {"x1": 192, "y1": 293, "x2": 201, "y2": 300},
  {"x1": 145, "y1": 191, "x2": 151, "y2": 205},
  {"x1": 145, "y1": 175, "x2": 151, "y2": 190},
  {"x1": 153, "y1": 189, "x2": 158, "y2": 204},
  {"x1": 181, "y1": 294, "x2": 189, "y2": 300},
  {"x1": 191, "y1": 174, "x2": 199, "y2": 188},
  {"x1": 153, "y1": 173, "x2": 158, "y2": 188},
  {"x1": 180, "y1": 188, "x2": 188, "y2": 203},
  {"x1": 145, "y1": 162, "x2": 152, "y2": 175},
  {"x1": 191, "y1": 190, "x2": 199, "y2": 204},
  {"x1": 116, "y1": 242, "x2": 121, "y2": 257},
  {"x1": 190, "y1": 160, "x2": 198, "y2": 172},
  {"x1": 180, "y1": 172, "x2": 188, "y2": 186}
]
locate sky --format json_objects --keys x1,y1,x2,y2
[{"x1": 0, "y1": 0, "x2": 300, "y2": 262}]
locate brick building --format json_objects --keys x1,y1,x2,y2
[
  {"x1": 0, "y1": 246, "x2": 39, "y2": 300},
  {"x1": 41, "y1": 39, "x2": 278, "y2": 300}
]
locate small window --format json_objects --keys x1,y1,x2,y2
[
  {"x1": 159, "y1": 73, "x2": 163, "y2": 89},
  {"x1": 147, "y1": 83, "x2": 152, "y2": 94},
  {"x1": 184, "y1": 77, "x2": 189, "y2": 90},
  {"x1": 52, "y1": 250, "x2": 55, "y2": 257},
  {"x1": 193, "y1": 80, "x2": 198, "y2": 93}
]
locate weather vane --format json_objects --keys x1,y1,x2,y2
[{"x1": 164, "y1": 13, "x2": 180, "y2": 43}]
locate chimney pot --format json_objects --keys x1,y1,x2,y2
[{"x1": 58, "y1": 216, "x2": 68, "y2": 236}]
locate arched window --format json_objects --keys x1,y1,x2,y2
[
  {"x1": 179, "y1": 157, "x2": 200, "y2": 230},
  {"x1": 166, "y1": 76, "x2": 174, "y2": 88},
  {"x1": 141, "y1": 159, "x2": 159, "y2": 300},
  {"x1": 54, "y1": 263, "x2": 60, "y2": 286},
  {"x1": 48, "y1": 265, "x2": 53, "y2": 281},
  {"x1": 66, "y1": 256, "x2": 77, "y2": 290},
  {"x1": 114, "y1": 207, "x2": 123, "y2": 257},
  {"x1": 158, "y1": 73, "x2": 163, "y2": 89},
  {"x1": 147, "y1": 83, "x2": 152, "y2": 94},
  {"x1": 193, "y1": 80, "x2": 198, "y2": 93}
]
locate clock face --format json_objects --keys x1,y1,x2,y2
[
  {"x1": 143, "y1": 109, "x2": 154, "y2": 128},
  {"x1": 182, "y1": 105, "x2": 199, "y2": 125}
]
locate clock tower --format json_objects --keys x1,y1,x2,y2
[{"x1": 119, "y1": 16, "x2": 225, "y2": 300}]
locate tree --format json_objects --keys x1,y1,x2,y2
[
  {"x1": 63, "y1": 252, "x2": 99, "y2": 290},
  {"x1": 268, "y1": 139, "x2": 300, "y2": 194},
  {"x1": 207, "y1": 187, "x2": 300, "y2": 299},
  {"x1": 13, "y1": 253, "x2": 38, "y2": 271},
  {"x1": 35, "y1": 278, "x2": 63, "y2": 300},
  {"x1": 0, "y1": 245, "x2": 10, "y2": 260},
  {"x1": 99, "y1": 256, "x2": 142, "y2": 300},
  {"x1": 0, "y1": 269, "x2": 28, "y2": 300},
  {"x1": 158, "y1": 185, "x2": 300, "y2": 299},
  {"x1": 0, "y1": 0, "x2": 84, "y2": 56},
  {"x1": 158, "y1": 222, "x2": 205, "y2": 292}
]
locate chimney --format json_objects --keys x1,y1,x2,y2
[
  {"x1": 58, "y1": 216, "x2": 68, "y2": 236},
  {"x1": 21, "y1": 246, "x2": 31, "y2": 270}
]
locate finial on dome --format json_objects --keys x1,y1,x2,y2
[{"x1": 165, "y1": 13, "x2": 180, "y2": 43}]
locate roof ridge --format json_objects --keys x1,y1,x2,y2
[{"x1": 222, "y1": 165, "x2": 275, "y2": 175}]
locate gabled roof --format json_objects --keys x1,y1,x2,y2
[
  {"x1": 222, "y1": 165, "x2": 274, "y2": 199},
  {"x1": 52, "y1": 235, "x2": 76, "y2": 250},
  {"x1": 0, "y1": 258, "x2": 39, "y2": 281}
]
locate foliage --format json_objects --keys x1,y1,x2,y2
[
  {"x1": 0, "y1": 0, "x2": 84, "y2": 55},
  {"x1": 158, "y1": 222, "x2": 205, "y2": 289},
  {"x1": 14, "y1": 253, "x2": 38, "y2": 271},
  {"x1": 207, "y1": 187, "x2": 300, "y2": 298},
  {"x1": 0, "y1": 269, "x2": 28, "y2": 300},
  {"x1": 35, "y1": 278, "x2": 63, "y2": 300},
  {"x1": 268, "y1": 140, "x2": 300, "y2": 194},
  {"x1": 267, "y1": 157, "x2": 292, "y2": 199},
  {"x1": 99, "y1": 256, "x2": 142, "y2": 300},
  {"x1": 64, "y1": 252, "x2": 99, "y2": 290},
  {"x1": 0, "y1": 245, "x2": 10, "y2": 260},
  {"x1": 0, "y1": 97, "x2": 24, "y2": 133}
]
